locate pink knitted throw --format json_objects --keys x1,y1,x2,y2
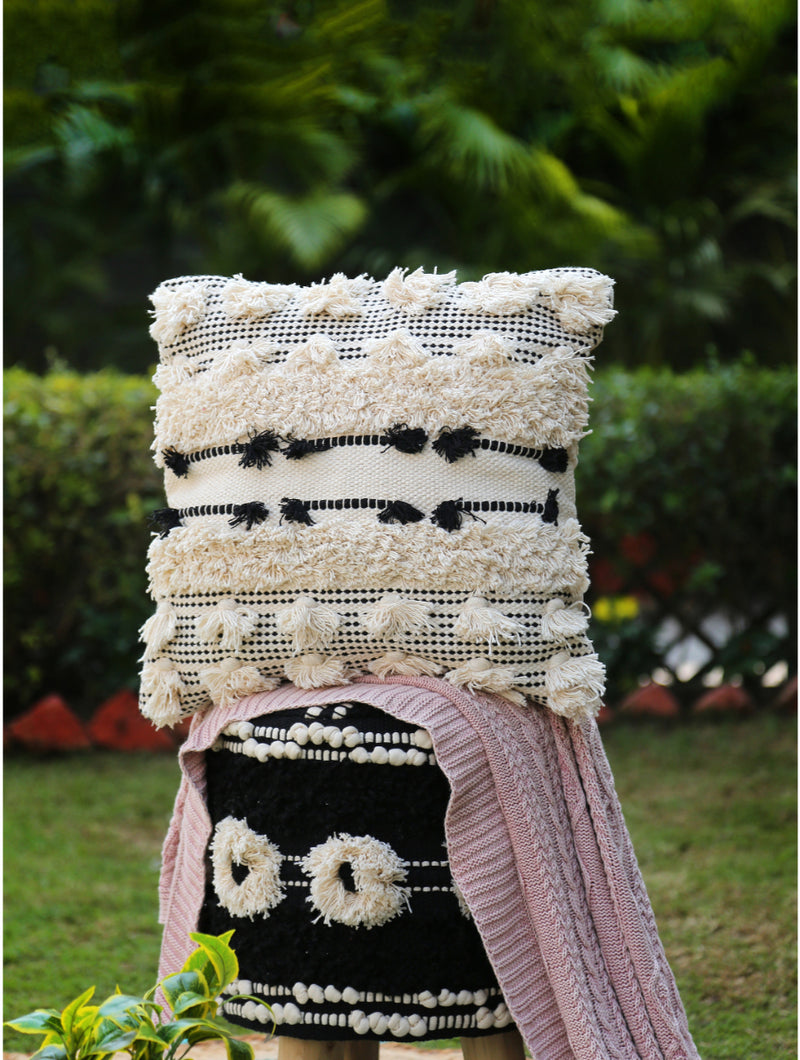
[{"x1": 158, "y1": 677, "x2": 699, "y2": 1060}]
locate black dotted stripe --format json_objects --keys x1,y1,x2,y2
[{"x1": 164, "y1": 431, "x2": 568, "y2": 473}]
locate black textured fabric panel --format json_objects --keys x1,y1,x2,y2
[{"x1": 199, "y1": 701, "x2": 506, "y2": 1041}]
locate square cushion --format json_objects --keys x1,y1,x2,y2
[{"x1": 140, "y1": 268, "x2": 615, "y2": 726}]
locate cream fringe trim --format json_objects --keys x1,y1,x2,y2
[
  {"x1": 152, "y1": 343, "x2": 591, "y2": 462},
  {"x1": 146, "y1": 519, "x2": 590, "y2": 598}
]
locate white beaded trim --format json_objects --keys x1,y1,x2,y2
[
  {"x1": 223, "y1": 976, "x2": 512, "y2": 1036},
  {"x1": 213, "y1": 736, "x2": 436, "y2": 767},
  {"x1": 217, "y1": 720, "x2": 435, "y2": 765}
]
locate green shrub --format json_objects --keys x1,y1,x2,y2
[
  {"x1": 3, "y1": 368, "x2": 160, "y2": 718},
  {"x1": 579, "y1": 358, "x2": 797, "y2": 702},
  {"x1": 3, "y1": 361, "x2": 796, "y2": 718}
]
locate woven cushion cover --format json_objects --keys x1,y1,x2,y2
[{"x1": 139, "y1": 268, "x2": 615, "y2": 727}]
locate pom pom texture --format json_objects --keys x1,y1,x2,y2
[{"x1": 141, "y1": 267, "x2": 614, "y2": 722}]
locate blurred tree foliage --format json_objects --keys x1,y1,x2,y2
[{"x1": 5, "y1": 0, "x2": 796, "y2": 373}]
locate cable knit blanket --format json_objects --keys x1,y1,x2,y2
[{"x1": 158, "y1": 676, "x2": 700, "y2": 1060}]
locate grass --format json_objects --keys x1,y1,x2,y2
[{"x1": 3, "y1": 714, "x2": 796, "y2": 1059}]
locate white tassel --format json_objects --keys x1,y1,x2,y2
[
  {"x1": 274, "y1": 596, "x2": 341, "y2": 652},
  {"x1": 200, "y1": 658, "x2": 279, "y2": 709},
  {"x1": 545, "y1": 651, "x2": 606, "y2": 719},
  {"x1": 540, "y1": 599, "x2": 590, "y2": 640},
  {"x1": 140, "y1": 658, "x2": 187, "y2": 727},
  {"x1": 458, "y1": 272, "x2": 540, "y2": 315},
  {"x1": 282, "y1": 335, "x2": 340, "y2": 371},
  {"x1": 296, "y1": 273, "x2": 371, "y2": 318},
  {"x1": 148, "y1": 282, "x2": 207, "y2": 345},
  {"x1": 363, "y1": 329, "x2": 429, "y2": 368},
  {"x1": 537, "y1": 272, "x2": 616, "y2": 332},
  {"x1": 445, "y1": 657, "x2": 526, "y2": 706},
  {"x1": 209, "y1": 340, "x2": 274, "y2": 385},
  {"x1": 153, "y1": 354, "x2": 195, "y2": 391},
  {"x1": 367, "y1": 651, "x2": 443, "y2": 679},
  {"x1": 139, "y1": 600, "x2": 178, "y2": 652},
  {"x1": 195, "y1": 599, "x2": 259, "y2": 653},
  {"x1": 454, "y1": 597, "x2": 526, "y2": 646},
  {"x1": 285, "y1": 654, "x2": 352, "y2": 690},
  {"x1": 451, "y1": 330, "x2": 513, "y2": 368},
  {"x1": 221, "y1": 274, "x2": 296, "y2": 319},
  {"x1": 381, "y1": 267, "x2": 457, "y2": 315},
  {"x1": 362, "y1": 594, "x2": 434, "y2": 640}
]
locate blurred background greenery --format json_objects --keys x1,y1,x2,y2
[
  {"x1": 6, "y1": 0, "x2": 796, "y2": 373},
  {"x1": 3, "y1": 0, "x2": 797, "y2": 717}
]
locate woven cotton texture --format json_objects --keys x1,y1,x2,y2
[{"x1": 140, "y1": 268, "x2": 615, "y2": 727}]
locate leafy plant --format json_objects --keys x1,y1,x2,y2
[{"x1": 5, "y1": 931, "x2": 269, "y2": 1060}]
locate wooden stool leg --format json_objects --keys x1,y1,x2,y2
[
  {"x1": 278, "y1": 1038, "x2": 347, "y2": 1060},
  {"x1": 343, "y1": 1040, "x2": 380, "y2": 1060},
  {"x1": 461, "y1": 1027, "x2": 525, "y2": 1060}
]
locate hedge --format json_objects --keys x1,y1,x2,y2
[
  {"x1": 3, "y1": 361, "x2": 796, "y2": 717},
  {"x1": 4, "y1": 369, "x2": 161, "y2": 718}
]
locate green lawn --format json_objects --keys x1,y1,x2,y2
[{"x1": 3, "y1": 714, "x2": 796, "y2": 1059}]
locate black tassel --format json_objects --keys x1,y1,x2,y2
[
  {"x1": 239, "y1": 429, "x2": 282, "y2": 470},
  {"x1": 538, "y1": 447, "x2": 568, "y2": 473},
  {"x1": 283, "y1": 437, "x2": 322, "y2": 460},
  {"x1": 162, "y1": 447, "x2": 191, "y2": 478},
  {"x1": 280, "y1": 498, "x2": 315, "y2": 526},
  {"x1": 229, "y1": 501, "x2": 269, "y2": 529},
  {"x1": 432, "y1": 426, "x2": 481, "y2": 463},
  {"x1": 382, "y1": 423, "x2": 428, "y2": 455},
  {"x1": 378, "y1": 500, "x2": 425, "y2": 525},
  {"x1": 430, "y1": 499, "x2": 484, "y2": 532},
  {"x1": 542, "y1": 488, "x2": 560, "y2": 524},
  {"x1": 150, "y1": 507, "x2": 182, "y2": 537}
]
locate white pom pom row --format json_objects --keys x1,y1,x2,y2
[
  {"x1": 453, "y1": 597, "x2": 526, "y2": 646},
  {"x1": 285, "y1": 654, "x2": 352, "y2": 690},
  {"x1": 362, "y1": 594, "x2": 434, "y2": 640},
  {"x1": 367, "y1": 651, "x2": 443, "y2": 679},
  {"x1": 274, "y1": 597, "x2": 341, "y2": 653},
  {"x1": 445, "y1": 657, "x2": 526, "y2": 706},
  {"x1": 545, "y1": 651, "x2": 606, "y2": 719},
  {"x1": 211, "y1": 816, "x2": 285, "y2": 919},
  {"x1": 139, "y1": 599, "x2": 177, "y2": 652},
  {"x1": 200, "y1": 658, "x2": 279, "y2": 708},
  {"x1": 195, "y1": 598, "x2": 259, "y2": 653},
  {"x1": 140, "y1": 657, "x2": 187, "y2": 727},
  {"x1": 539, "y1": 598, "x2": 590, "y2": 641}
]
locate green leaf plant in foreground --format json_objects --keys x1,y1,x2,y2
[{"x1": 5, "y1": 931, "x2": 271, "y2": 1060}]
